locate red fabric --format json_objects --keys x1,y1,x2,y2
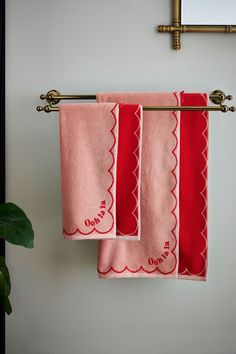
[
  {"x1": 116, "y1": 104, "x2": 142, "y2": 238},
  {"x1": 179, "y1": 93, "x2": 208, "y2": 279}
]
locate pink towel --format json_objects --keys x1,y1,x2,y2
[
  {"x1": 97, "y1": 92, "x2": 180, "y2": 277},
  {"x1": 59, "y1": 103, "x2": 119, "y2": 240},
  {"x1": 59, "y1": 102, "x2": 143, "y2": 241}
]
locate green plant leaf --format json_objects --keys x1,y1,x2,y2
[
  {"x1": 0, "y1": 274, "x2": 12, "y2": 315},
  {"x1": 0, "y1": 202, "x2": 34, "y2": 248},
  {"x1": 0, "y1": 256, "x2": 12, "y2": 315},
  {"x1": 0, "y1": 256, "x2": 10, "y2": 295}
]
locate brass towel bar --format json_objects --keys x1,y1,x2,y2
[{"x1": 36, "y1": 89, "x2": 236, "y2": 113}]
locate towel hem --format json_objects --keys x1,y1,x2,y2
[{"x1": 64, "y1": 233, "x2": 116, "y2": 240}]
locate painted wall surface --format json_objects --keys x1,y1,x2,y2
[{"x1": 5, "y1": 1, "x2": 236, "y2": 353}]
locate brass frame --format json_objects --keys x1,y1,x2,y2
[
  {"x1": 158, "y1": 0, "x2": 236, "y2": 49},
  {"x1": 36, "y1": 89, "x2": 236, "y2": 113}
]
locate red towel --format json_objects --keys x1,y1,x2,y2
[
  {"x1": 116, "y1": 104, "x2": 143, "y2": 240},
  {"x1": 178, "y1": 93, "x2": 208, "y2": 280}
]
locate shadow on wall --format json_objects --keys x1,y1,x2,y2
[{"x1": 52, "y1": 231, "x2": 99, "y2": 273}]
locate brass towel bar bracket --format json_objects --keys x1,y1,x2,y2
[
  {"x1": 158, "y1": 0, "x2": 236, "y2": 50},
  {"x1": 36, "y1": 89, "x2": 236, "y2": 114}
]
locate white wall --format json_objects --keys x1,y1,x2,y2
[{"x1": 5, "y1": 1, "x2": 236, "y2": 353}]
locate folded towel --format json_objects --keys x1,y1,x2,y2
[
  {"x1": 59, "y1": 102, "x2": 143, "y2": 241},
  {"x1": 97, "y1": 92, "x2": 180, "y2": 277},
  {"x1": 179, "y1": 93, "x2": 208, "y2": 280},
  {"x1": 59, "y1": 103, "x2": 119, "y2": 240}
]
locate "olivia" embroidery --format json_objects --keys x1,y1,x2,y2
[
  {"x1": 148, "y1": 241, "x2": 170, "y2": 265},
  {"x1": 84, "y1": 201, "x2": 106, "y2": 227}
]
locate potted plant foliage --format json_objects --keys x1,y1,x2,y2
[{"x1": 0, "y1": 203, "x2": 34, "y2": 314}]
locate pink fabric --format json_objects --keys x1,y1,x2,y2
[
  {"x1": 59, "y1": 103, "x2": 119, "y2": 240},
  {"x1": 97, "y1": 92, "x2": 180, "y2": 278}
]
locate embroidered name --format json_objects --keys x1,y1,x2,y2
[
  {"x1": 148, "y1": 241, "x2": 170, "y2": 265},
  {"x1": 84, "y1": 201, "x2": 106, "y2": 227}
]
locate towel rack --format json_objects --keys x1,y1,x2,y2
[{"x1": 36, "y1": 89, "x2": 236, "y2": 113}]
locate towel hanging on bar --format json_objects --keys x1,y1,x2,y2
[
  {"x1": 59, "y1": 102, "x2": 143, "y2": 240},
  {"x1": 59, "y1": 103, "x2": 120, "y2": 240},
  {"x1": 96, "y1": 91, "x2": 208, "y2": 280},
  {"x1": 97, "y1": 91, "x2": 181, "y2": 278}
]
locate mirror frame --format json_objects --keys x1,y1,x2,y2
[{"x1": 158, "y1": 0, "x2": 236, "y2": 50}]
